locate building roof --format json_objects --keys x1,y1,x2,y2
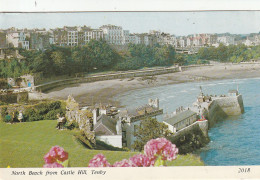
[
  {"x1": 122, "y1": 104, "x2": 159, "y2": 118},
  {"x1": 94, "y1": 114, "x2": 117, "y2": 135},
  {"x1": 164, "y1": 110, "x2": 197, "y2": 126}
]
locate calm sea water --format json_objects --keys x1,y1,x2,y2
[{"x1": 114, "y1": 77, "x2": 260, "y2": 165}]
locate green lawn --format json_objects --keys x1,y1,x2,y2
[{"x1": 0, "y1": 120, "x2": 204, "y2": 167}]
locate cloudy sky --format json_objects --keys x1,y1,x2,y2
[{"x1": 0, "y1": 11, "x2": 259, "y2": 36}]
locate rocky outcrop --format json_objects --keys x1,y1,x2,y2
[
  {"x1": 65, "y1": 95, "x2": 95, "y2": 144},
  {"x1": 168, "y1": 122, "x2": 210, "y2": 154}
]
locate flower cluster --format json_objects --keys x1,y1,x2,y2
[
  {"x1": 43, "y1": 138, "x2": 178, "y2": 168},
  {"x1": 88, "y1": 138, "x2": 178, "y2": 167},
  {"x1": 43, "y1": 146, "x2": 69, "y2": 168},
  {"x1": 144, "y1": 137, "x2": 178, "y2": 161},
  {"x1": 88, "y1": 154, "x2": 111, "y2": 167},
  {"x1": 113, "y1": 159, "x2": 133, "y2": 167},
  {"x1": 129, "y1": 154, "x2": 153, "y2": 167}
]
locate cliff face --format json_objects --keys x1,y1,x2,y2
[{"x1": 168, "y1": 122, "x2": 210, "y2": 154}]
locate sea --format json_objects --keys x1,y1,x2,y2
[{"x1": 114, "y1": 77, "x2": 260, "y2": 166}]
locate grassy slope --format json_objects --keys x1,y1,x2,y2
[{"x1": 0, "y1": 120, "x2": 204, "y2": 167}]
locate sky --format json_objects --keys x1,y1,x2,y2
[{"x1": 0, "y1": 11, "x2": 260, "y2": 36}]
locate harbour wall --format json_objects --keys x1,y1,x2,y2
[
  {"x1": 168, "y1": 94, "x2": 244, "y2": 153},
  {"x1": 203, "y1": 95, "x2": 244, "y2": 127}
]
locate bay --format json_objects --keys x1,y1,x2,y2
[{"x1": 114, "y1": 77, "x2": 260, "y2": 165}]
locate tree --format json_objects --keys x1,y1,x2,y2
[
  {"x1": 51, "y1": 51, "x2": 67, "y2": 75},
  {"x1": 132, "y1": 117, "x2": 172, "y2": 151}
]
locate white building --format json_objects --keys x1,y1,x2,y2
[
  {"x1": 78, "y1": 26, "x2": 104, "y2": 45},
  {"x1": 217, "y1": 35, "x2": 235, "y2": 46},
  {"x1": 254, "y1": 35, "x2": 260, "y2": 45},
  {"x1": 6, "y1": 31, "x2": 30, "y2": 50},
  {"x1": 100, "y1": 24, "x2": 124, "y2": 45},
  {"x1": 93, "y1": 112, "x2": 122, "y2": 148},
  {"x1": 122, "y1": 30, "x2": 130, "y2": 44},
  {"x1": 118, "y1": 98, "x2": 163, "y2": 150},
  {"x1": 129, "y1": 34, "x2": 141, "y2": 44},
  {"x1": 163, "y1": 109, "x2": 197, "y2": 133},
  {"x1": 65, "y1": 26, "x2": 79, "y2": 47}
]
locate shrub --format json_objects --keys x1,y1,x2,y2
[
  {"x1": 44, "y1": 109, "x2": 63, "y2": 120},
  {"x1": 74, "y1": 131, "x2": 93, "y2": 149},
  {"x1": 1, "y1": 107, "x2": 7, "y2": 121},
  {"x1": 24, "y1": 108, "x2": 40, "y2": 122},
  {"x1": 64, "y1": 121, "x2": 78, "y2": 130},
  {"x1": 22, "y1": 101, "x2": 65, "y2": 122}
]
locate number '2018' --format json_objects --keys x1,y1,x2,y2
[{"x1": 238, "y1": 168, "x2": 250, "y2": 173}]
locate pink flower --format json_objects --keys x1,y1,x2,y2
[
  {"x1": 113, "y1": 159, "x2": 134, "y2": 167},
  {"x1": 144, "y1": 138, "x2": 178, "y2": 161},
  {"x1": 44, "y1": 146, "x2": 69, "y2": 164},
  {"x1": 43, "y1": 162, "x2": 64, "y2": 168},
  {"x1": 44, "y1": 152, "x2": 56, "y2": 164},
  {"x1": 129, "y1": 154, "x2": 153, "y2": 167},
  {"x1": 88, "y1": 154, "x2": 111, "y2": 167}
]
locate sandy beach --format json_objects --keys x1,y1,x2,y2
[{"x1": 45, "y1": 63, "x2": 260, "y2": 107}]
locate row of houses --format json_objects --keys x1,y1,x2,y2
[
  {"x1": 89, "y1": 98, "x2": 163, "y2": 149},
  {"x1": 1, "y1": 25, "x2": 260, "y2": 51}
]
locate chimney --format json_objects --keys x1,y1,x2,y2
[
  {"x1": 116, "y1": 119, "x2": 122, "y2": 135},
  {"x1": 92, "y1": 108, "x2": 99, "y2": 125}
]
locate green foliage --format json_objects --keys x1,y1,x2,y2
[
  {"x1": 133, "y1": 117, "x2": 173, "y2": 151},
  {"x1": 1, "y1": 107, "x2": 7, "y2": 121},
  {"x1": 198, "y1": 44, "x2": 260, "y2": 62},
  {"x1": 0, "y1": 79, "x2": 8, "y2": 89},
  {"x1": 74, "y1": 130, "x2": 93, "y2": 149},
  {"x1": 24, "y1": 108, "x2": 39, "y2": 122},
  {"x1": 64, "y1": 120, "x2": 79, "y2": 130},
  {"x1": 115, "y1": 44, "x2": 176, "y2": 70},
  {"x1": 23, "y1": 101, "x2": 65, "y2": 122},
  {"x1": 0, "y1": 42, "x2": 177, "y2": 78}
]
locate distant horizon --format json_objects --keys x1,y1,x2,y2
[{"x1": 0, "y1": 11, "x2": 260, "y2": 36}]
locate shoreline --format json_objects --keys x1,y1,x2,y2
[{"x1": 44, "y1": 63, "x2": 260, "y2": 107}]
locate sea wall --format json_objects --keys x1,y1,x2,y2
[
  {"x1": 35, "y1": 65, "x2": 212, "y2": 92},
  {"x1": 35, "y1": 67, "x2": 179, "y2": 92}
]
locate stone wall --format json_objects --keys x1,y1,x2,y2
[
  {"x1": 214, "y1": 95, "x2": 244, "y2": 115},
  {"x1": 65, "y1": 95, "x2": 95, "y2": 144},
  {"x1": 197, "y1": 120, "x2": 209, "y2": 137},
  {"x1": 203, "y1": 100, "x2": 228, "y2": 127},
  {"x1": 203, "y1": 95, "x2": 244, "y2": 127},
  {"x1": 0, "y1": 92, "x2": 28, "y2": 104},
  {"x1": 168, "y1": 121, "x2": 210, "y2": 154}
]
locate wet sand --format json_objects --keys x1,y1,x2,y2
[{"x1": 45, "y1": 63, "x2": 260, "y2": 107}]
